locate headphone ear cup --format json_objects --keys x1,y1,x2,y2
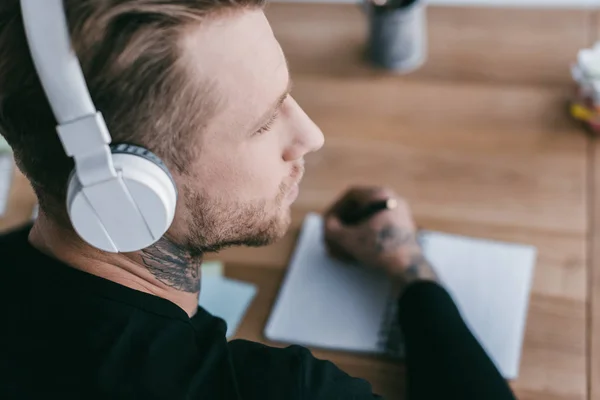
[
  {"x1": 113, "y1": 152, "x2": 178, "y2": 239},
  {"x1": 66, "y1": 146, "x2": 178, "y2": 252},
  {"x1": 67, "y1": 171, "x2": 118, "y2": 252}
]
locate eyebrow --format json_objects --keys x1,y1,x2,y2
[{"x1": 249, "y1": 78, "x2": 294, "y2": 134}]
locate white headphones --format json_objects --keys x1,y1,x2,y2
[{"x1": 20, "y1": 0, "x2": 178, "y2": 253}]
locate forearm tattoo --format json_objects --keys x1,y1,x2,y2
[
  {"x1": 141, "y1": 239, "x2": 203, "y2": 293},
  {"x1": 375, "y1": 224, "x2": 437, "y2": 285},
  {"x1": 403, "y1": 251, "x2": 435, "y2": 283},
  {"x1": 375, "y1": 225, "x2": 417, "y2": 254}
]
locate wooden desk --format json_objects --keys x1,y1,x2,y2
[{"x1": 0, "y1": 4, "x2": 596, "y2": 400}]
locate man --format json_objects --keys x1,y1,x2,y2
[{"x1": 0, "y1": 0, "x2": 517, "y2": 399}]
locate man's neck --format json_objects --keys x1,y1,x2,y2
[{"x1": 28, "y1": 214, "x2": 202, "y2": 317}]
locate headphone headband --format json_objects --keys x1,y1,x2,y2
[
  {"x1": 20, "y1": 0, "x2": 117, "y2": 186},
  {"x1": 20, "y1": 0, "x2": 96, "y2": 124}
]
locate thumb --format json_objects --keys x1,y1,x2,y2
[
  {"x1": 324, "y1": 214, "x2": 357, "y2": 264},
  {"x1": 325, "y1": 214, "x2": 343, "y2": 233}
]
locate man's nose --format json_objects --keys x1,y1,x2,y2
[
  {"x1": 305, "y1": 115, "x2": 325, "y2": 153},
  {"x1": 284, "y1": 97, "x2": 324, "y2": 161}
]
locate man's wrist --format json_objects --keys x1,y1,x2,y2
[{"x1": 388, "y1": 247, "x2": 439, "y2": 290}]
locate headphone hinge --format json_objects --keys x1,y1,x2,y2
[{"x1": 57, "y1": 112, "x2": 117, "y2": 186}]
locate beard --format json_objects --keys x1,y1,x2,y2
[{"x1": 178, "y1": 181, "x2": 292, "y2": 254}]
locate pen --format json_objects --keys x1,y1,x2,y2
[{"x1": 339, "y1": 198, "x2": 398, "y2": 226}]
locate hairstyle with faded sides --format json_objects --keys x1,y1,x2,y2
[{"x1": 0, "y1": 0, "x2": 265, "y2": 225}]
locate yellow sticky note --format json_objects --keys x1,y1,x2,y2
[{"x1": 571, "y1": 104, "x2": 594, "y2": 121}]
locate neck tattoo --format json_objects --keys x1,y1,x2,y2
[{"x1": 140, "y1": 239, "x2": 203, "y2": 293}]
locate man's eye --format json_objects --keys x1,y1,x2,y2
[{"x1": 255, "y1": 113, "x2": 278, "y2": 136}]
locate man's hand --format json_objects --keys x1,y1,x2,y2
[{"x1": 324, "y1": 186, "x2": 437, "y2": 290}]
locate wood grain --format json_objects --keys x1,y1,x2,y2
[
  {"x1": 588, "y1": 10, "x2": 599, "y2": 400},
  {"x1": 590, "y1": 140, "x2": 600, "y2": 400},
  {"x1": 0, "y1": 160, "x2": 36, "y2": 234},
  {"x1": 593, "y1": 10, "x2": 599, "y2": 48},
  {"x1": 266, "y1": 4, "x2": 590, "y2": 86},
  {"x1": 221, "y1": 78, "x2": 589, "y2": 302}
]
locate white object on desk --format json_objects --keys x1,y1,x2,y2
[
  {"x1": 0, "y1": 155, "x2": 13, "y2": 216},
  {"x1": 265, "y1": 213, "x2": 536, "y2": 379},
  {"x1": 420, "y1": 229, "x2": 536, "y2": 379},
  {"x1": 202, "y1": 261, "x2": 224, "y2": 278},
  {"x1": 31, "y1": 204, "x2": 39, "y2": 221},
  {"x1": 200, "y1": 276, "x2": 257, "y2": 338},
  {"x1": 0, "y1": 136, "x2": 11, "y2": 154}
]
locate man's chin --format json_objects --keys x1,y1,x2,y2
[
  {"x1": 198, "y1": 210, "x2": 291, "y2": 253},
  {"x1": 243, "y1": 210, "x2": 291, "y2": 248}
]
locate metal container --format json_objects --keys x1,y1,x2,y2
[{"x1": 366, "y1": 0, "x2": 427, "y2": 73}]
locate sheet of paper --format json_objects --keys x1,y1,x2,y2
[
  {"x1": 0, "y1": 136, "x2": 11, "y2": 154},
  {"x1": 199, "y1": 276, "x2": 257, "y2": 338},
  {"x1": 0, "y1": 155, "x2": 13, "y2": 216},
  {"x1": 202, "y1": 261, "x2": 224, "y2": 278},
  {"x1": 420, "y1": 231, "x2": 537, "y2": 379}
]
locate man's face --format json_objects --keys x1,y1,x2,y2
[{"x1": 168, "y1": 10, "x2": 324, "y2": 253}]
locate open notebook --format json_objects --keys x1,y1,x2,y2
[{"x1": 265, "y1": 213, "x2": 536, "y2": 379}]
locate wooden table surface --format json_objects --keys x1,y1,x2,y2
[{"x1": 1, "y1": 4, "x2": 598, "y2": 400}]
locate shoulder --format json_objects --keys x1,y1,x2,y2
[
  {"x1": 0, "y1": 225, "x2": 32, "y2": 287},
  {"x1": 0, "y1": 224, "x2": 31, "y2": 252},
  {"x1": 227, "y1": 340, "x2": 307, "y2": 385},
  {"x1": 228, "y1": 340, "x2": 380, "y2": 400}
]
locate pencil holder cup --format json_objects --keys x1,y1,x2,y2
[{"x1": 365, "y1": 0, "x2": 427, "y2": 73}]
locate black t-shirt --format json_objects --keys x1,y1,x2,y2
[
  {"x1": 0, "y1": 226, "x2": 379, "y2": 399},
  {"x1": 0, "y1": 225, "x2": 517, "y2": 400}
]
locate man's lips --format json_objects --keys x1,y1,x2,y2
[
  {"x1": 288, "y1": 163, "x2": 304, "y2": 185},
  {"x1": 285, "y1": 162, "x2": 304, "y2": 201},
  {"x1": 291, "y1": 162, "x2": 305, "y2": 181}
]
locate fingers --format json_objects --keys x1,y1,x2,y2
[
  {"x1": 324, "y1": 213, "x2": 352, "y2": 247},
  {"x1": 365, "y1": 197, "x2": 415, "y2": 232},
  {"x1": 325, "y1": 214, "x2": 343, "y2": 232},
  {"x1": 341, "y1": 186, "x2": 396, "y2": 205},
  {"x1": 323, "y1": 187, "x2": 419, "y2": 275},
  {"x1": 325, "y1": 238, "x2": 357, "y2": 264},
  {"x1": 325, "y1": 186, "x2": 398, "y2": 223},
  {"x1": 324, "y1": 214, "x2": 357, "y2": 263}
]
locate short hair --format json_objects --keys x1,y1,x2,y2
[{"x1": 0, "y1": 0, "x2": 265, "y2": 224}]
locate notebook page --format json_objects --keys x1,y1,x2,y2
[
  {"x1": 265, "y1": 213, "x2": 394, "y2": 353},
  {"x1": 420, "y1": 231, "x2": 536, "y2": 379}
]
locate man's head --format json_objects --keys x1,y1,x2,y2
[{"x1": 0, "y1": 1, "x2": 324, "y2": 253}]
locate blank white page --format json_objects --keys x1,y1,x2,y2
[
  {"x1": 265, "y1": 213, "x2": 394, "y2": 353},
  {"x1": 420, "y1": 231, "x2": 537, "y2": 379}
]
